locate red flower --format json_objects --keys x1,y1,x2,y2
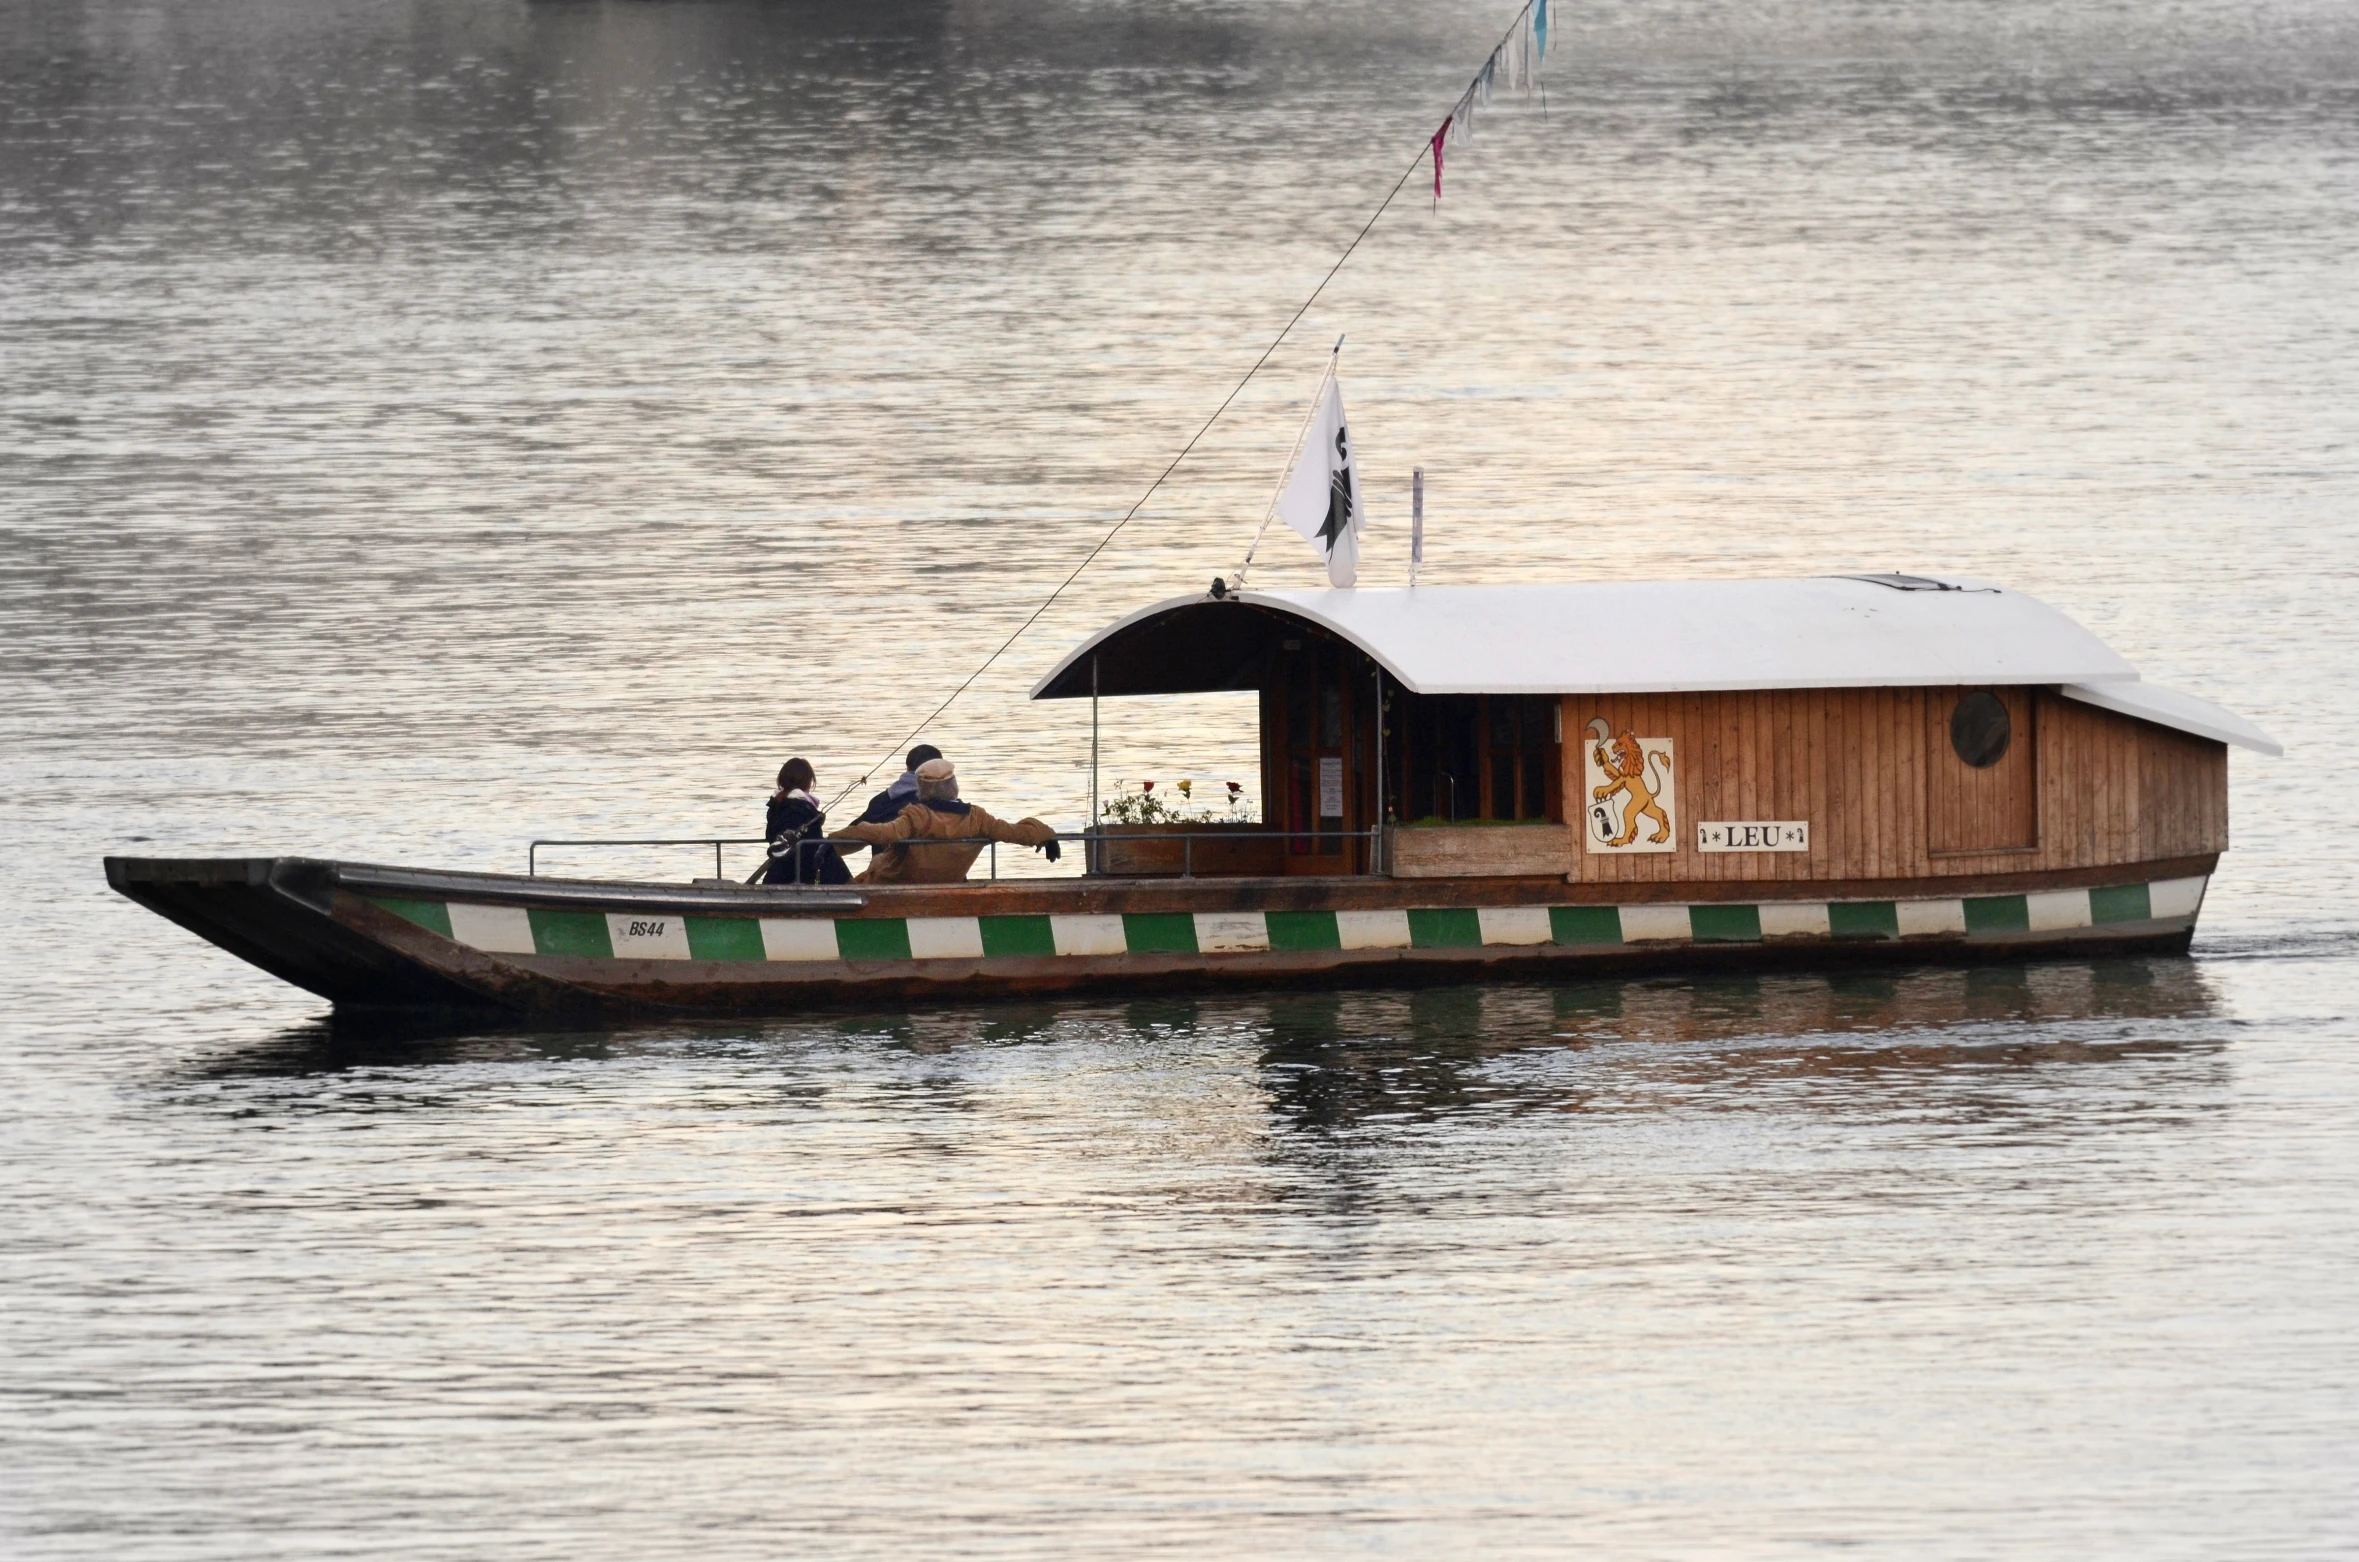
[{"x1": 1141, "y1": 780, "x2": 1154, "y2": 792}]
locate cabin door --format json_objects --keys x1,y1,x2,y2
[
  {"x1": 1927, "y1": 686, "x2": 2039, "y2": 854},
  {"x1": 1270, "y1": 638, "x2": 1370, "y2": 873}
]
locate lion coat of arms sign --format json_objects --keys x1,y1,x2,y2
[{"x1": 1582, "y1": 719, "x2": 1677, "y2": 854}]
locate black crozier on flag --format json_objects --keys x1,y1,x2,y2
[{"x1": 1318, "y1": 427, "x2": 1354, "y2": 551}]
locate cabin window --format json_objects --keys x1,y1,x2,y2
[
  {"x1": 1401, "y1": 694, "x2": 1478, "y2": 821},
  {"x1": 1950, "y1": 691, "x2": 2012, "y2": 768},
  {"x1": 1396, "y1": 693, "x2": 1559, "y2": 823},
  {"x1": 1489, "y1": 696, "x2": 1556, "y2": 820},
  {"x1": 1490, "y1": 699, "x2": 1518, "y2": 817}
]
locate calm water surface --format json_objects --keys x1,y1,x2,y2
[{"x1": 4, "y1": 0, "x2": 2356, "y2": 1555}]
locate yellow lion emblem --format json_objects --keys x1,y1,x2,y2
[{"x1": 1588, "y1": 719, "x2": 1673, "y2": 847}]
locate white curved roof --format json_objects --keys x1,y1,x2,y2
[
  {"x1": 1030, "y1": 575, "x2": 2280, "y2": 753},
  {"x1": 1036, "y1": 575, "x2": 2137, "y2": 696},
  {"x1": 2060, "y1": 680, "x2": 2283, "y2": 756}
]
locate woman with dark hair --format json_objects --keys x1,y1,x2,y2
[{"x1": 762, "y1": 758, "x2": 851, "y2": 885}]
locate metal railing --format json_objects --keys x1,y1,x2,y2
[
  {"x1": 529, "y1": 837, "x2": 767, "y2": 879},
  {"x1": 527, "y1": 826, "x2": 1385, "y2": 883}
]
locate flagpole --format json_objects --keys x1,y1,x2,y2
[
  {"x1": 1233, "y1": 336, "x2": 1343, "y2": 592},
  {"x1": 1089, "y1": 653, "x2": 1100, "y2": 864},
  {"x1": 1411, "y1": 467, "x2": 1424, "y2": 587}
]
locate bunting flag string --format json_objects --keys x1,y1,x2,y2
[{"x1": 1433, "y1": 0, "x2": 1548, "y2": 201}]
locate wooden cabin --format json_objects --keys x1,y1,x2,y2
[{"x1": 1030, "y1": 574, "x2": 2280, "y2": 896}]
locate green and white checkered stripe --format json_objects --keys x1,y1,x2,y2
[{"x1": 369, "y1": 875, "x2": 2206, "y2": 963}]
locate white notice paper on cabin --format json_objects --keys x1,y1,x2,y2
[{"x1": 1317, "y1": 756, "x2": 1344, "y2": 818}]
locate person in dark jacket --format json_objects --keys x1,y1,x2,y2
[
  {"x1": 763, "y1": 757, "x2": 852, "y2": 885},
  {"x1": 855, "y1": 744, "x2": 944, "y2": 826}
]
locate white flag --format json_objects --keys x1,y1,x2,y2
[{"x1": 1274, "y1": 374, "x2": 1362, "y2": 588}]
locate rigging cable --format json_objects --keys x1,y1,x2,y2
[{"x1": 825, "y1": 1, "x2": 1545, "y2": 811}]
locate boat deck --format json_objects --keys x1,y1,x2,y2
[{"x1": 107, "y1": 853, "x2": 2216, "y2": 1019}]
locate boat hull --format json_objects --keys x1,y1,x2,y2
[{"x1": 105, "y1": 854, "x2": 2217, "y2": 1020}]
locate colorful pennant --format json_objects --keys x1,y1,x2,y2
[{"x1": 1430, "y1": 0, "x2": 1549, "y2": 201}]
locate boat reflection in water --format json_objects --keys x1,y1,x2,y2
[
  {"x1": 1243, "y1": 957, "x2": 2221, "y2": 1128},
  {"x1": 197, "y1": 958, "x2": 2223, "y2": 1163}
]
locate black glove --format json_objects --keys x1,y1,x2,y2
[{"x1": 1039, "y1": 838, "x2": 1062, "y2": 863}]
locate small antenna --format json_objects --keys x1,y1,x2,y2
[{"x1": 1410, "y1": 467, "x2": 1425, "y2": 587}]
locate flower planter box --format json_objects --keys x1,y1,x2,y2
[{"x1": 1086, "y1": 824, "x2": 1283, "y2": 878}]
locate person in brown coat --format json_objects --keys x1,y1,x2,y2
[{"x1": 833, "y1": 757, "x2": 1061, "y2": 884}]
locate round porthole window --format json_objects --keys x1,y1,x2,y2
[{"x1": 1950, "y1": 691, "x2": 2011, "y2": 768}]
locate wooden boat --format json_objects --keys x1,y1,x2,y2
[{"x1": 107, "y1": 574, "x2": 2278, "y2": 1019}]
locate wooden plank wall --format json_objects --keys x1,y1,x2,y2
[{"x1": 1561, "y1": 688, "x2": 2227, "y2": 886}]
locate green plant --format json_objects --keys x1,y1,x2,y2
[
  {"x1": 1100, "y1": 780, "x2": 1257, "y2": 825},
  {"x1": 1100, "y1": 786, "x2": 1185, "y2": 824}
]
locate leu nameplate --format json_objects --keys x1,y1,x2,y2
[{"x1": 1697, "y1": 821, "x2": 1809, "y2": 853}]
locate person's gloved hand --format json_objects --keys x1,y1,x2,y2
[{"x1": 1038, "y1": 838, "x2": 1062, "y2": 863}]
